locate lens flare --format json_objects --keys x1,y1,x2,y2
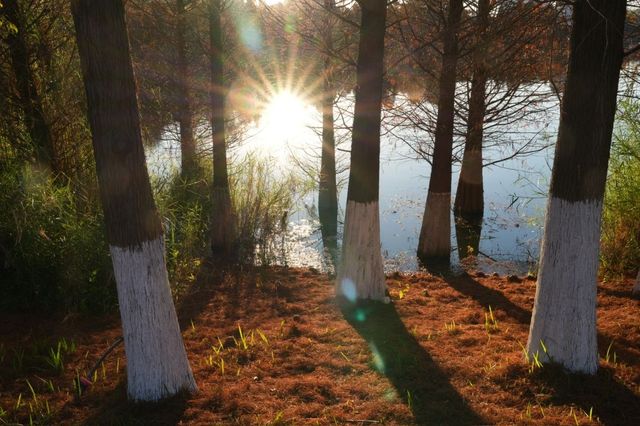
[{"x1": 340, "y1": 278, "x2": 357, "y2": 302}]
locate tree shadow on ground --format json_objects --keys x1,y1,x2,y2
[
  {"x1": 341, "y1": 299, "x2": 484, "y2": 425},
  {"x1": 175, "y1": 258, "x2": 265, "y2": 328},
  {"x1": 176, "y1": 258, "x2": 227, "y2": 329},
  {"x1": 77, "y1": 382, "x2": 190, "y2": 425},
  {"x1": 532, "y1": 364, "x2": 640, "y2": 426},
  {"x1": 442, "y1": 272, "x2": 531, "y2": 324},
  {"x1": 178, "y1": 258, "x2": 294, "y2": 326},
  {"x1": 597, "y1": 285, "x2": 636, "y2": 300},
  {"x1": 442, "y1": 272, "x2": 640, "y2": 367},
  {"x1": 441, "y1": 272, "x2": 640, "y2": 424}
]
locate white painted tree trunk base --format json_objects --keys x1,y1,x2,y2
[
  {"x1": 337, "y1": 200, "x2": 386, "y2": 301},
  {"x1": 633, "y1": 270, "x2": 640, "y2": 296},
  {"x1": 527, "y1": 197, "x2": 601, "y2": 374},
  {"x1": 418, "y1": 191, "x2": 451, "y2": 258},
  {"x1": 110, "y1": 237, "x2": 198, "y2": 401}
]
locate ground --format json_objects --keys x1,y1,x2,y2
[{"x1": 1, "y1": 265, "x2": 639, "y2": 425}]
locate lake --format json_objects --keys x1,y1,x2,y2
[{"x1": 147, "y1": 85, "x2": 564, "y2": 275}]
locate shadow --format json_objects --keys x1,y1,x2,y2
[
  {"x1": 442, "y1": 273, "x2": 640, "y2": 367},
  {"x1": 596, "y1": 335, "x2": 640, "y2": 369},
  {"x1": 217, "y1": 264, "x2": 294, "y2": 321},
  {"x1": 597, "y1": 286, "x2": 636, "y2": 300},
  {"x1": 78, "y1": 382, "x2": 190, "y2": 425},
  {"x1": 532, "y1": 364, "x2": 640, "y2": 426},
  {"x1": 443, "y1": 272, "x2": 531, "y2": 324},
  {"x1": 340, "y1": 300, "x2": 484, "y2": 425},
  {"x1": 417, "y1": 256, "x2": 453, "y2": 276},
  {"x1": 176, "y1": 258, "x2": 227, "y2": 330}
]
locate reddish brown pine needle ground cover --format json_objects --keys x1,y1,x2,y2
[{"x1": 1, "y1": 266, "x2": 639, "y2": 425}]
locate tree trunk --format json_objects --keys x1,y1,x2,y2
[
  {"x1": 337, "y1": 0, "x2": 387, "y2": 301},
  {"x1": 526, "y1": 0, "x2": 626, "y2": 375},
  {"x1": 321, "y1": 225, "x2": 339, "y2": 276},
  {"x1": 633, "y1": 270, "x2": 640, "y2": 296},
  {"x1": 209, "y1": 0, "x2": 235, "y2": 257},
  {"x1": 417, "y1": 0, "x2": 463, "y2": 265},
  {"x1": 318, "y1": 0, "x2": 338, "y2": 238},
  {"x1": 3, "y1": 0, "x2": 57, "y2": 173},
  {"x1": 454, "y1": 0, "x2": 490, "y2": 220},
  {"x1": 72, "y1": 0, "x2": 198, "y2": 400},
  {"x1": 176, "y1": 0, "x2": 197, "y2": 178}
]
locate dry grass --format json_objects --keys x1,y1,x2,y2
[{"x1": 1, "y1": 266, "x2": 639, "y2": 425}]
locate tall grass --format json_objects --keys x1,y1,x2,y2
[
  {"x1": 601, "y1": 98, "x2": 640, "y2": 278},
  {"x1": 0, "y1": 163, "x2": 115, "y2": 313},
  {"x1": 230, "y1": 155, "x2": 307, "y2": 266},
  {"x1": 0, "y1": 151, "x2": 307, "y2": 313},
  {"x1": 153, "y1": 154, "x2": 306, "y2": 275},
  {"x1": 153, "y1": 171, "x2": 211, "y2": 295}
]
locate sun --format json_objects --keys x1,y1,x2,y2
[
  {"x1": 261, "y1": 92, "x2": 309, "y2": 131},
  {"x1": 258, "y1": 91, "x2": 315, "y2": 144},
  {"x1": 240, "y1": 91, "x2": 318, "y2": 162}
]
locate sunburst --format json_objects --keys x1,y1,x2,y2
[{"x1": 219, "y1": 1, "x2": 326, "y2": 157}]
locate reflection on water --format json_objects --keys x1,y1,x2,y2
[
  {"x1": 275, "y1": 90, "x2": 554, "y2": 275},
  {"x1": 146, "y1": 90, "x2": 556, "y2": 275},
  {"x1": 455, "y1": 216, "x2": 482, "y2": 260}
]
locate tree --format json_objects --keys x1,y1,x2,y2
[
  {"x1": 318, "y1": 0, "x2": 339, "y2": 238},
  {"x1": 72, "y1": 0, "x2": 198, "y2": 400},
  {"x1": 209, "y1": 0, "x2": 235, "y2": 256},
  {"x1": 388, "y1": 2, "x2": 562, "y2": 248},
  {"x1": 454, "y1": 0, "x2": 490, "y2": 220},
  {"x1": 337, "y1": 0, "x2": 387, "y2": 301},
  {"x1": 1, "y1": 0, "x2": 57, "y2": 173},
  {"x1": 526, "y1": 0, "x2": 627, "y2": 374},
  {"x1": 634, "y1": 270, "x2": 640, "y2": 296},
  {"x1": 416, "y1": 0, "x2": 463, "y2": 265},
  {"x1": 176, "y1": 0, "x2": 197, "y2": 177}
]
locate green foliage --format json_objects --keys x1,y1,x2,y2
[
  {"x1": 601, "y1": 98, "x2": 640, "y2": 278},
  {"x1": 0, "y1": 146, "x2": 305, "y2": 313},
  {"x1": 0, "y1": 162, "x2": 115, "y2": 313},
  {"x1": 153, "y1": 171, "x2": 211, "y2": 293}
]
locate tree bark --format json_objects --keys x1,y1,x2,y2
[
  {"x1": 417, "y1": 0, "x2": 463, "y2": 265},
  {"x1": 337, "y1": 0, "x2": 387, "y2": 301},
  {"x1": 72, "y1": 0, "x2": 197, "y2": 400},
  {"x1": 209, "y1": 0, "x2": 235, "y2": 257},
  {"x1": 454, "y1": 0, "x2": 490, "y2": 220},
  {"x1": 633, "y1": 270, "x2": 640, "y2": 296},
  {"x1": 2, "y1": 0, "x2": 57, "y2": 173},
  {"x1": 176, "y1": 0, "x2": 197, "y2": 178},
  {"x1": 526, "y1": 0, "x2": 626, "y2": 375},
  {"x1": 318, "y1": 0, "x2": 338, "y2": 238}
]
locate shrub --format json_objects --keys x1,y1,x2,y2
[
  {"x1": 601, "y1": 97, "x2": 640, "y2": 278},
  {"x1": 0, "y1": 163, "x2": 115, "y2": 313}
]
